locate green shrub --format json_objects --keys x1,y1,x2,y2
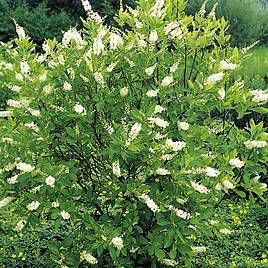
[{"x1": 0, "y1": 0, "x2": 267, "y2": 267}]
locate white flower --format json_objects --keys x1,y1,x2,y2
[
  {"x1": 27, "y1": 201, "x2": 40, "y2": 211},
  {"x1": 94, "y1": 72, "x2": 105, "y2": 85},
  {"x1": 110, "y1": 32, "x2": 123, "y2": 50},
  {"x1": 0, "y1": 111, "x2": 13, "y2": 117},
  {"x1": 15, "y1": 73, "x2": 23, "y2": 81},
  {"x1": 220, "y1": 228, "x2": 232, "y2": 235},
  {"x1": 250, "y1": 90, "x2": 268, "y2": 103},
  {"x1": 42, "y1": 42, "x2": 50, "y2": 54},
  {"x1": 220, "y1": 60, "x2": 237, "y2": 70},
  {"x1": 20, "y1": 61, "x2": 30, "y2": 75},
  {"x1": 61, "y1": 211, "x2": 70, "y2": 220},
  {"x1": 80, "y1": 251, "x2": 98, "y2": 264},
  {"x1": 63, "y1": 81, "x2": 72, "y2": 91},
  {"x1": 30, "y1": 185, "x2": 42, "y2": 194},
  {"x1": 191, "y1": 246, "x2": 207, "y2": 253},
  {"x1": 154, "y1": 105, "x2": 165, "y2": 114},
  {"x1": 209, "y1": 219, "x2": 219, "y2": 225},
  {"x1": 138, "y1": 39, "x2": 147, "y2": 48},
  {"x1": 244, "y1": 140, "x2": 267, "y2": 149},
  {"x1": 52, "y1": 201, "x2": 60, "y2": 208},
  {"x1": 156, "y1": 168, "x2": 171, "y2": 176},
  {"x1": 218, "y1": 87, "x2": 225, "y2": 99},
  {"x1": 215, "y1": 183, "x2": 222, "y2": 191},
  {"x1": 62, "y1": 27, "x2": 85, "y2": 48},
  {"x1": 205, "y1": 167, "x2": 220, "y2": 177},
  {"x1": 7, "y1": 175, "x2": 18, "y2": 184},
  {"x1": 16, "y1": 162, "x2": 35, "y2": 173},
  {"x1": 150, "y1": 0, "x2": 165, "y2": 17},
  {"x1": 160, "y1": 259, "x2": 178, "y2": 266},
  {"x1": 161, "y1": 76, "x2": 173, "y2": 87},
  {"x1": 178, "y1": 121, "x2": 189, "y2": 131},
  {"x1": 0, "y1": 196, "x2": 14, "y2": 208},
  {"x1": 149, "y1": 31, "x2": 158, "y2": 43},
  {"x1": 7, "y1": 99, "x2": 22, "y2": 108},
  {"x1": 13, "y1": 19, "x2": 26, "y2": 40},
  {"x1": 191, "y1": 181, "x2": 210, "y2": 194},
  {"x1": 229, "y1": 158, "x2": 244, "y2": 168},
  {"x1": 14, "y1": 219, "x2": 26, "y2": 231},
  {"x1": 29, "y1": 109, "x2": 40, "y2": 117},
  {"x1": 25, "y1": 122, "x2": 39, "y2": 132},
  {"x1": 120, "y1": 87, "x2": 128, "y2": 96},
  {"x1": 81, "y1": 0, "x2": 102, "y2": 23},
  {"x1": 112, "y1": 237, "x2": 124, "y2": 250},
  {"x1": 170, "y1": 62, "x2": 179, "y2": 73},
  {"x1": 165, "y1": 139, "x2": 186, "y2": 152},
  {"x1": 74, "y1": 103, "x2": 86, "y2": 115},
  {"x1": 222, "y1": 180, "x2": 234, "y2": 189},
  {"x1": 127, "y1": 123, "x2": 142, "y2": 145},
  {"x1": 145, "y1": 65, "x2": 156, "y2": 76},
  {"x1": 169, "y1": 205, "x2": 191, "y2": 219},
  {"x1": 45, "y1": 176, "x2": 55, "y2": 187},
  {"x1": 11, "y1": 86, "x2": 21, "y2": 93},
  {"x1": 112, "y1": 160, "x2": 121, "y2": 177},
  {"x1": 205, "y1": 72, "x2": 224, "y2": 85},
  {"x1": 107, "y1": 61, "x2": 118, "y2": 72},
  {"x1": 146, "y1": 90, "x2": 158, "y2": 97},
  {"x1": 93, "y1": 38, "x2": 104, "y2": 56},
  {"x1": 140, "y1": 194, "x2": 159, "y2": 213},
  {"x1": 148, "y1": 117, "x2": 169, "y2": 128}
]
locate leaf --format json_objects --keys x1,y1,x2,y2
[
  {"x1": 233, "y1": 189, "x2": 246, "y2": 198},
  {"x1": 155, "y1": 248, "x2": 165, "y2": 259}
]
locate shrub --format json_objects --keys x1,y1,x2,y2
[{"x1": 0, "y1": 0, "x2": 267, "y2": 267}]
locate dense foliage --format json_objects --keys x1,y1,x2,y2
[{"x1": 0, "y1": 0, "x2": 267, "y2": 267}]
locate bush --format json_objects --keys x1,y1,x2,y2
[{"x1": 0, "y1": 0, "x2": 267, "y2": 267}]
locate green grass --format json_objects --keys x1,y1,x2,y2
[{"x1": 237, "y1": 47, "x2": 268, "y2": 78}]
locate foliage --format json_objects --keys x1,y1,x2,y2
[
  {"x1": 0, "y1": 0, "x2": 267, "y2": 267},
  {"x1": 186, "y1": 0, "x2": 268, "y2": 47},
  {"x1": 193, "y1": 196, "x2": 268, "y2": 268}
]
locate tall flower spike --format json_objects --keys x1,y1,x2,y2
[
  {"x1": 81, "y1": 0, "x2": 102, "y2": 23},
  {"x1": 13, "y1": 19, "x2": 26, "y2": 40}
]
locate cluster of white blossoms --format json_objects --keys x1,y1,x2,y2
[
  {"x1": 81, "y1": 0, "x2": 102, "y2": 23},
  {"x1": 150, "y1": 0, "x2": 165, "y2": 17},
  {"x1": 161, "y1": 76, "x2": 173, "y2": 87},
  {"x1": 168, "y1": 205, "x2": 191, "y2": 220},
  {"x1": 61, "y1": 210, "x2": 71, "y2": 220},
  {"x1": 149, "y1": 30, "x2": 158, "y2": 43},
  {"x1": 45, "y1": 176, "x2": 55, "y2": 187},
  {"x1": 93, "y1": 36, "x2": 105, "y2": 56},
  {"x1": 148, "y1": 117, "x2": 169, "y2": 128},
  {"x1": 165, "y1": 138, "x2": 186, "y2": 152},
  {"x1": 120, "y1": 87, "x2": 128, "y2": 96},
  {"x1": 160, "y1": 258, "x2": 178, "y2": 267},
  {"x1": 7, "y1": 174, "x2": 19, "y2": 184},
  {"x1": 80, "y1": 251, "x2": 98, "y2": 264},
  {"x1": 164, "y1": 21, "x2": 183, "y2": 39},
  {"x1": 140, "y1": 194, "x2": 159, "y2": 213},
  {"x1": 7, "y1": 99, "x2": 23, "y2": 108},
  {"x1": 0, "y1": 111, "x2": 13, "y2": 117},
  {"x1": 146, "y1": 90, "x2": 158, "y2": 97},
  {"x1": 220, "y1": 228, "x2": 232, "y2": 235},
  {"x1": 219, "y1": 60, "x2": 238, "y2": 70},
  {"x1": 20, "y1": 60, "x2": 30, "y2": 75},
  {"x1": 222, "y1": 179, "x2": 235, "y2": 189},
  {"x1": 13, "y1": 19, "x2": 26, "y2": 40},
  {"x1": 191, "y1": 246, "x2": 207, "y2": 253},
  {"x1": 0, "y1": 196, "x2": 14, "y2": 209},
  {"x1": 154, "y1": 105, "x2": 165, "y2": 114},
  {"x1": 229, "y1": 158, "x2": 244, "y2": 168},
  {"x1": 111, "y1": 236, "x2": 124, "y2": 250},
  {"x1": 62, "y1": 27, "x2": 85, "y2": 48},
  {"x1": 52, "y1": 200, "x2": 60, "y2": 208},
  {"x1": 244, "y1": 140, "x2": 267, "y2": 149},
  {"x1": 14, "y1": 219, "x2": 26, "y2": 231},
  {"x1": 145, "y1": 65, "x2": 156, "y2": 76},
  {"x1": 205, "y1": 167, "x2": 220, "y2": 177},
  {"x1": 27, "y1": 201, "x2": 40, "y2": 211},
  {"x1": 16, "y1": 162, "x2": 35, "y2": 173},
  {"x1": 156, "y1": 168, "x2": 171, "y2": 176},
  {"x1": 74, "y1": 103, "x2": 87, "y2": 115},
  {"x1": 191, "y1": 181, "x2": 210, "y2": 194},
  {"x1": 25, "y1": 122, "x2": 39, "y2": 132},
  {"x1": 110, "y1": 32, "x2": 124, "y2": 50},
  {"x1": 63, "y1": 81, "x2": 72, "y2": 91},
  {"x1": 112, "y1": 160, "x2": 121, "y2": 177},
  {"x1": 28, "y1": 108, "x2": 41, "y2": 117},
  {"x1": 126, "y1": 123, "x2": 142, "y2": 146},
  {"x1": 205, "y1": 72, "x2": 224, "y2": 85},
  {"x1": 250, "y1": 89, "x2": 268, "y2": 103},
  {"x1": 178, "y1": 121, "x2": 189, "y2": 131}
]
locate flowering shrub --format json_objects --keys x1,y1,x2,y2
[{"x1": 0, "y1": 0, "x2": 267, "y2": 267}]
